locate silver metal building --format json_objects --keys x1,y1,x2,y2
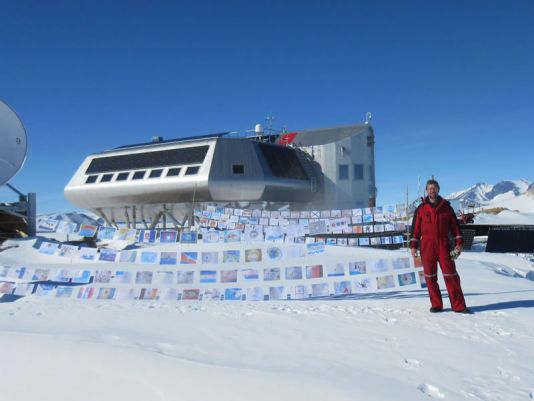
[{"x1": 64, "y1": 120, "x2": 375, "y2": 227}]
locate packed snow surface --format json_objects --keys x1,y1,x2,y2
[{"x1": 1, "y1": 242, "x2": 534, "y2": 401}]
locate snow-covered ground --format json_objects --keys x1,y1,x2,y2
[{"x1": 1, "y1": 238, "x2": 534, "y2": 401}]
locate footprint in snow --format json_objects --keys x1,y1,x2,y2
[
  {"x1": 417, "y1": 383, "x2": 445, "y2": 399},
  {"x1": 403, "y1": 358, "x2": 421, "y2": 369}
]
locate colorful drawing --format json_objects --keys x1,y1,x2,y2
[
  {"x1": 306, "y1": 242, "x2": 325, "y2": 255},
  {"x1": 311, "y1": 283, "x2": 330, "y2": 297},
  {"x1": 181, "y1": 231, "x2": 198, "y2": 244},
  {"x1": 224, "y1": 229, "x2": 242, "y2": 243},
  {"x1": 97, "y1": 288, "x2": 116, "y2": 300},
  {"x1": 392, "y1": 257, "x2": 410, "y2": 270},
  {"x1": 376, "y1": 275, "x2": 396, "y2": 289},
  {"x1": 119, "y1": 250, "x2": 137, "y2": 263},
  {"x1": 398, "y1": 272, "x2": 417, "y2": 286},
  {"x1": 358, "y1": 237, "x2": 370, "y2": 246},
  {"x1": 180, "y1": 252, "x2": 198, "y2": 264},
  {"x1": 31, "y1": 269, "x2": 49, "y2": 281},
  {"x1": 306, "y1": 265, "x2": 323, "y2": 279},
  {"x1": 285, "y1": 266, "x2": 303, "y2": 280},
  {"x1": 135, "y1": 271, "x2": 153, "y2": 284},
  {"x1": 246, "y1": 287, "x2": 264, "y2": 301},
  {"x1": 222, "y1": 250, "x2": 240, "y2": 263},
  {"x1": 371, "y1": 259, "x2": 389, "y2": 273},
  {"x1": 201, "y1": 251, "x2": 219, "y2": 264},
  {"x1": 138, "y1": 230, "x2": 157, "y2": 243},
  {"x1": 200, "y1": 270, "x2": 217, "y2": 283},
  {"x1": 221, "y1": 269, "x2": 238, "y2": 283},
  {"x1": 292, "y1": 285, "x2": 309, "y2": 299},
  {"x1": 56, "y1": 286, "x2": 74, "y2": 298},
  {"x1": 349, "y1": 261, "x2": 366, "y2": 275},
  {"x1": 94, "y1": 270, "x2": 112, "y2": 283},
  {"x1": 139, "y1": 288, "x2": 158, "y2": 300},
  {"x1": 224, "y1": 288, "x2": 242, "y2": 301},
  {"x1": 264, "y1": 268, "x2": 281, "y2": 281},
  {"x1": 99, "y1": 249, "x2": 118, "y2": 262},
  {"x1": 182, "y1": 289, "x2": 200, "y2": 300},
  {"x1": 370, "y1": 237, "x2": 381, "y2": 246},
  {"x1": 245, "y1": 248, "x2": 262, "y2": 262},
  {"x1": 78, "y1": 247, "x2": 97, "y2": 260},
  {"x1": 38, "y1": 241, "x2": 59, "y2": 255},
  {"x1": 77, "y1": 287, "x2": 95, "y2": 299},
  {"x1": 241, "y1": 268, "x2": 259, "y2": 281},
  {"x1": 159, "y1": 252, "x2": 178, "y2": 265},
  {"x1": 159, "y1": 230, "x2": 178, "y2": 243},
  {"x1": 140, "y1": 251, "x2": 158, "y2": 264},
  {"x1": 176, "y1": 271, "x2": 194, "y2": 284},
  {"x1": 203, "y1": 231, "x2": 221, "y2": 243},
  {"x1": 418, "y1": 270, "x2": 427, "y2": 288},
  {"x1": 203, "y1": 288, "x2": 221, "y2": 301},
  {"x1": 327, "y1": 263, "x2": 345, "y2": 277},
  {"x1": 354, "y1": 277, "x2": 373, "y2": 292},
  {"x1": 156, "y1": 271, "x2": 174, "y2": 285},
  {"x1": 71, "y1": 270, "x2": 91, "y2": 284},
  {"x1": 269, "y1": 286, "x2": 287, "y2": 300},
  {"x1": 334, "y1": 281, "x2": 352, "y2": 295},
  {"x1": 78, "y1": 224, "x2": 98, "y2": 237},
  {"x1": 0, "y1": 281, "x2": 15, "y2": 294},
  {"x1": 112, "y1": 271, "x2": 132, "y2": 284},
  {"x1": 97, "y1": 227, "x2": 116, "y2": 240},
  {"x1": 58, "y1": 244, "x2": 79, "y2": 257}
]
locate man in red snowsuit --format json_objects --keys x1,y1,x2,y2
[{"x1": 410, "y1": 179, "x2": 470, "y2": 313}]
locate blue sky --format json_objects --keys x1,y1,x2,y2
[{"x1": 1, "y1": 1, "x2": 533, "y2": 213}]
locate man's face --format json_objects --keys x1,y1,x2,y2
[{"x1": 427, "y1": 184, "x2": 439, "y2": 200}]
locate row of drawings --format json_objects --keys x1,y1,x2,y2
[
  {"x1": 1, "y1": 256, "x2": 415, "y2": 286},
  {"x1": 3, "y1": 272, "x2": 425, "y2": 301},
  {"x1": 36, "y1": 242, "x2": 326, "y2": 263},
  {"x1": 194, "y1": 204, "x2": 407, "y2": 222},
  {"x1": 37, "y1": 207, "x2": 408, "y2": 240}
]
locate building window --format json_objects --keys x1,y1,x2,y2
[
  {"x1": 185, "y1": 166, "x2": 200, "y2": 175},
  {"x1": 100, "y1": 174, "x2": 113, "y2": 183},
  {"x1": 353, "y1": 164, "x2": 364, "y2": 180},
  {"x1": 166, "y1": 168, "x2": 181, "y2": 177},
  {"x1": 86, "y1": 175, "x2": 98, "y2": 184},
  {"x1": 232, "y1": 164, "x2": 244, "y2": 174},
  {"x1": 149, "y1": 169, "x2": 163, "y2": 178},
  {"x1": 339, "y1": 164, "x2": 349, "y2": 180},
  {"x1": 132, "y1": 171, "x2": 146, "y2": 180},
  {"x1": 116, "y1": 172, "x2": 129, "y2": 181}
]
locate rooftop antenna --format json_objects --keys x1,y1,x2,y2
[
  {"x1": 365, "y1": 112, "x2": 372, "y2": 124},
  {"x1": 265, "y1": 113, "x2": 275, "y2": 135}
]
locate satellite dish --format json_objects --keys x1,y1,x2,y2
[{"x1": 0, "y1": 100, "x2": 28, "y2": 186}]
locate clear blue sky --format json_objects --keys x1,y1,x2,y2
[{"x1": 1, "y1": 0, "x2": 533, "y2": 213}]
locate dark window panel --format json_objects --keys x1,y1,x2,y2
[
  {"x1": 353, "y1": 164, "x2": 364, "y2": 180},
  {"x1": 339, "y1": 164, "x2": 349, "y2": 180},
  {"x1": 100, "y1": 174, "x2": 113, "y2": 182},
  {"x1": 166, "y1": 168, "x2": 181, "y2": 177},
  {"x1": 149, "y1": 169, "x2": 163, "y2": 178},
  {"x1": 185, "y1": 166, "x2": 200, "y2": 175},
  {"x1": 116, "y1": 172, "x2": 129, "y2": 181},
  {"x1": 132, "y1": 171, "x2": 146, "y2": 180},
  {"x1": 257, "y1": 143, "x2": 308, "y2": 180},
  {"x1": 232, "y1": 164, "x2": 244, "y2": 174},
  {"x1": 85, "y1": 145, "x2": 209, "y2": 174},
  {"x1": 85, "y1": 175, "x2": 98, "y2": 184}
]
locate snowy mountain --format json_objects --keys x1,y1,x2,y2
[{"x1": 446, "y1": 179, "x2": 531, "y2": 205}]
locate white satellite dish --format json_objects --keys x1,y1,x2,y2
[{"x1": 0, "y1": 100, "x2": 28, "y2": 186}]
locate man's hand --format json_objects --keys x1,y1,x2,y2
[
  {"x1": 450, "y1": 246, "x2": 462, "y2": 260},
  {"x1": 411, "y1": 248, "x2": 419, "y2": 257}
]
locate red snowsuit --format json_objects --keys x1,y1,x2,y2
[{"x1": 410, "y1": 196, "x2": 467, "y2": 311}]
